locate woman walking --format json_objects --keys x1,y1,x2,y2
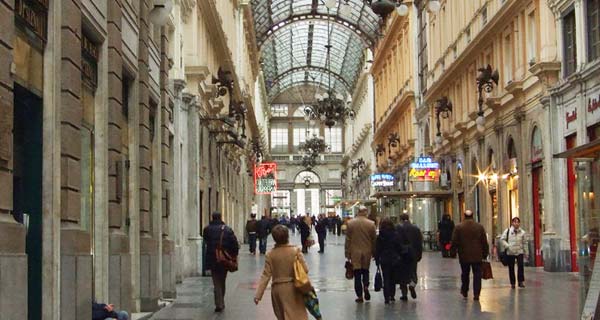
[
  {"x1": 438, "y1": 214, "x2": 455, "y2": 257},
  {"x1": 374, "y1": 218, "x2": 402, "y2": 304},
  {"x1": 299, "y1": 215, "x2": 312, "y2": 253},
  {"x1": 500, "y1": 217, "x2": 528, "y2": 288},
  {"x1": 254, "y1": 225, "x2": 309, "y2": 320}
]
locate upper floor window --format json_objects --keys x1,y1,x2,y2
[
  {"x1": 588, "y1": 0, "x2": 600, "y2": 61},
  {"x1": 293, "y1": 127, "x2": 319, "y2": 151},
  {"x1": 563, "y1": 10, "x2": 577, "y2": 76},
  {"x1": 527, "y1": 11, "x2": 537, "y2": 64},
  {"x1": 270, "y1": 124, "x2": 288, "y2": 153},
  {"x1": 325, "y1": 127, "x2": 343, "y2": 153},
  {"x1": 271, "y1": 104, "x2": 288, "y2": 117}
]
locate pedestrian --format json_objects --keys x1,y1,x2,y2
[
  {"x1": 451, "y1": 209, "x2": 489, "y2": 301},
  {"x1": 438, "y1": 214, "x2": 455, "y2": 258},
  {"x1": 315, "y1": 214, "x2": 328, "y2": 253},
  {"x1": 254, "y1": 225, "x2": 310, "y2": 320},
  {"x1": 500, "y1": 216, "x2": 528, "y2": 288},
  {"x1": 246, "y1": 213, "x2": 258, "y2": 254},
  {"x1": 336, "y1": 215, "x2": 343, "y2": 236},
  {"x1": 92, "y1": 300, "x2": 129, "y2": 320},
  {"x1": 202, "y1": 212, "x2": 240, "y2": 312},
  {"x1": 257, "y1": 215, "x2": 271, "y2": 254},
  {"x1": 344, "y1": 205, "x2": 377, "y2": 303},
  {"x1": 299, "y1": 214, "x2": 311, "y2": 253},
  {"x1": 290, "y1": 215, "x2": 297, "y2": 234},
  {"x1": 374, "y1": 218, "x2": 402, "y2": 304},
  {"x1": 396, "y1": 213, "x2": 423, "y2": 301}
]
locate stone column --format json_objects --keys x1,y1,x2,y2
[
  {"x1": 60, "y1": 0, "x2": 93, "y2": 318},
  {"x1": 0, "y1": 1, "x2": 27, "y2": 319}
]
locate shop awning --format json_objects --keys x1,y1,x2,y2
[
  {"x1": 371, "y1": 191, "x2": 453, "y2": 199},
  {"x1": 553, "y1": 139, "x2": 600, "y2": 159}
]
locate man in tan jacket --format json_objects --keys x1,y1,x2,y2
[{"x1": 345, "y1": 206, "x2": 377, "y2": 303}]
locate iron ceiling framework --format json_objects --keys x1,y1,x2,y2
[{"x1": 252, "y1": 0, "x2": 380, "y2": 101}]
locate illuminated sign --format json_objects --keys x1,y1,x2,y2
[
  {"x1": 254, "y1": 162, "x2": 278, "y2": 194},
  {"x1": 370, "y1": 173, "x2": 395, "y2": 187},
  {"x1": 409, "y1": 157, "x2": 440, "y2": 181}
]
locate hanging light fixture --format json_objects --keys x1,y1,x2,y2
[
  {"x1": 324, "y1": 0, "x2": 337, "y2": 9},
  {"x1": 303, "y1": 8, "x2": 356, "y2": 128},
  {"x1": 428, "y1": 0, "x2": 442, "y2": 13},
  {"x1": 476, "y1": 65, "x2": 499, "y2": 133}
]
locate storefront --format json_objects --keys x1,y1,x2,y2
[{"x1": 530, "y1": 126, "x2": 545, "y2": 267}]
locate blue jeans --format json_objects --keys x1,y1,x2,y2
[
  {"x1": 259, "y1": 237, "x2": 267, "y2": 254},
  {"x1": 248, "y1": 233, "x2": 257, "y2": 253},
  {"x1": 105, "y1": 310, "x2": 128, "y2": 320}
]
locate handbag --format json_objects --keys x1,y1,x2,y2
[
  {"x1": 499, "y1": 229, "x2": 510, "y2": 266},
  {"x1": 216, "y1": 226, "x2": 238, "y2": 272},
  {"x1": 345, "y1": 260, "x2": 354, "y2": 279},
  {"x1": 482, "y1": 261, "x2": 493, "y2": 280},
  {"x1": 303, "y1": 290, "x2": 322, "y2": 320},
  {"x1": 374, "y1": 266, "x2": 383, "y2": 292},
  {"x1": 294, "y1": 249, "x2": 313, "y2": 294},
  {"x1": 305, "y1": 235, "x2": 315, "y2": 247}
]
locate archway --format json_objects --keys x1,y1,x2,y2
[{"x1": 294, "y1": 170, "x2": 321, "y2": 216}]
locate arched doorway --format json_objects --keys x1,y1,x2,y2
[{"x1": 294, "y1": 171, "x2": 321, "y2": 216}]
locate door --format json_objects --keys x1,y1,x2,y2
[
  {"x1": 567, "y1": 135, "x2": 579, "y2": 272},
  {"x1": 13, "y1": 84, "x2": 43, "y2": 320},
  {"x1": 532, "y1": 166, "x2": 544, "y2": 267}
]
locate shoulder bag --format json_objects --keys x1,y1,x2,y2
[
  {"x1": 294, "y1": 249, "x2": 313, "y2": 294},
  {"x1": 499, "y1": 229, "x2": 510, "y2": 266},
  {"x1": 216, "y1": 226, "x2": 238, "y2": 272}
]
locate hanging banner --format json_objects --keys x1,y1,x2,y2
[
  {"x1": 409, "y1": 157, "x2": 440, "y2": 182},
  {"x1": 370, "y1": 173, "x2": 395, "y2": 187},
  {"x1": 254, "y1": 162, "x2": 278, "y2": 194}
]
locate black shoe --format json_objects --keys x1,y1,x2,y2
[
  {"x1": 511, "y1": 284, "x2": 515, "y2": 289},
  {"x1": 355, "y1": 297, "x2": 364, "y2": 303},
  {"x1": 384, "y1": 299, "x2": 390, "y2": 304},
  {"x1": 473, "y1": 296, "x2": 479, "y2": 301},
  {"x1": 215, "y1": 307, "x2": 224, "y2": 312},
  {"x1": 461, "y1": 290, "x2": 468, "y2": 298},
  {"x1": 390, "y1": 297, "x2": 396, "y2": 302},
  {"x1": 518, "y1": 283, "x2": 525, "y2": 288},
  {"x1": 364, "y1": 288, "x2": 371, "y2": 301},
  {"x1": 409, "y1": 286, "x2": 417, "y2": 299},
  {"x1": 400, "y1": 296, "x2": 408, "y2": 301}
]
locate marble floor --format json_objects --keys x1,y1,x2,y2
[{"x1": 151, "y1": 232, "x2": 583, "y2": 320}]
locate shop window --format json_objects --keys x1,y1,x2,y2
[
  {"x1": 563, "y1": 10, "x2": 578, "y2": 76},
  {"x1": 588, "y1": 0, "x2": 600, "y2": 61},
  {"x1": 527, "y1": 10, "x2": 538, "y2": 64},
  {"x1": 270, "y1": 124, "x2": 288, "y2": 153}
]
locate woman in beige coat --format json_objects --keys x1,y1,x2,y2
[{"x1": 254, "y1": 225, "x2": 309, "y2": 320}]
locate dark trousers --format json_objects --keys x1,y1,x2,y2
[
  {"x1": 317, "y1": 233, "x2": 326, "y2": 252},
  {"x1": 507, "y1": 254, "x2": 525, "y2": 285},
  {"x1": 258, "y1": 237, "x2": 267, "y2": 254},
  {"x1": 460, "y1": 262, "x2": 482, "y2": 297},
  {"x1": 399, "y1": 262, "x2": 418, "y2": 297},
  {"x1": 248, "y1": 233, "x2": 257, "y2": 253},
  {"x1": 301, "y1": 235, "x2": 308, "y2": 253},
  {"x1": 211, "y1": 268, "x2": 227, "y2": 309},
  {"x1": 381, "y1": 265, "x2": 396, "y2": 300},
  {"x1": 353, "y1": 269, "x2": 370, "y2": 298}
]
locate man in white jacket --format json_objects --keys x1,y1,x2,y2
[{"x1": 500, "y1": 217, "x2": 528, "y2": 288}]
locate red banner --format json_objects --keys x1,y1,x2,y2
[{"x1": 254, "y1": 162, "x2": 278, "y2": 194}]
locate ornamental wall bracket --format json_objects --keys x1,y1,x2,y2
[{"x1": 529, "y1": 61, "x2": 561, "y2": 88}]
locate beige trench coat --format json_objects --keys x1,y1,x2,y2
[
  {"x1": 344, "y1": 216, "x2": 377, "y2": 270},
  {"x1": 255, "y1": 244, "x2": 309, "y2": 320}
]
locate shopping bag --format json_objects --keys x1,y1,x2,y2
[
  {"x1": 303, "y1": 290, "x2": 322, "y2": 319},
  {"x1": 482, "y1": 261, "x2": 493, "y2": 280},
  {"x1": 374, "y1": 267, "x2": 383, "y2": 292},
  {"x1": 345, "y1": 260, "x2": 354, "y2": 280},
  {"x1": 294, "y1": 250, "x2": 313, "y2": 294}
]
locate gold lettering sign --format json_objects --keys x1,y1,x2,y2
[
  {"x1": 15, "y1": 0, "x2": 48, "y2": 42},
  {"x1": 82, "y1": 35, "x2": 99, "y2": 89}
]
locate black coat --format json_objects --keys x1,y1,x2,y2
[
  {"x1": 438, "y1": 218, "x2": 455, "y2": 243},
  {"x1": 256, "y1": 219, "x2": 271, "y2": 238},
  {"x1": 396, "y1": 222, "x2": 423, "y2": 262},
  {"x1": 299, "y1": 220, "x2": 311, "y2": 239},
  {"x1": 315, "y1": 219, "x2": 327, "y2": 236},
  {"x1": 374, "y1": 228, "x2": 402, "y2": 267},
  {"x1": 203, "y1": 220, "x2": 239, "y2": 271},
  {"x1": 92, "y1": 302, "x2": 117, "y2": 320}
]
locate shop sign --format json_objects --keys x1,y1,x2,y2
[
  {"x1": 82, "y1": 34, "x2": 99, "y2": 89},
  {"x1": 588, "y1": 94, "x2": 600, "y2": 114},
  {"x1": 370, "y1": 173, "x2": 395, "y2": 187},
  {"x1": 15, "y1": 0, "x2": 48, "y2": 43},
  {"x1": 565, "y1": 103, "x2": 577, "y2": 132},
  {"x1": 254, "y1": 162, "x2": 278, "y2": 194},
  {"x1": 531, "y1": 127, "x2": 543, "y2": 163},
  {"x1": 409, "y1": 157, "x2": 440, "y2": 181},
  {"x1": 587, "y1": 91, "x2": 600, "y2": 126}
]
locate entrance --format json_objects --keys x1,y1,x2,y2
[
  {"x1": 13, "y1": 84, "x2": 43, "y2": 320},
  {"x1": 532, "y1": 165, "x2": 544, "y2": 266}
]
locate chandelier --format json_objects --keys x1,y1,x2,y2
[
  {"x1": 299, "y1": 134, "x2": 329, "y2": 169},
  {"x1": 302, "y1": 6, "x2": 355, "y2": 128},
  {"x1": 324, "y1": 0, "x2": 441, "y2": 19}
]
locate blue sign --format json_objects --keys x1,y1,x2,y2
[
  {"x1": 410, "y1": 157, "x2": 440, "y2": 170},
  {"x1": 370, "y1": 173, "x2": 395, "y2": 187}
]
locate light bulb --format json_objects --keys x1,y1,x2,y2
[
  {"x1": 475, "y1": 115, "x2": 485, "y2": 127},
  {"x1": 336, "y1": 93, "x2": 344, "y2": 100},
  {"x1": 320, "y1": 114, "x2": 327, "y2": 121},
  {"x1": 428, "y1": 0, "x2": 441, "y2": 13},
  {"x1": 315, "y1": 93, "x2": 322, "y2": 100},
  {"x1": 435, "y1": 135, "x2": 443, "y2": 145},
  {"x1": 304, "y1": 114, "x2": 310, "y2": 121},
  {"x1": 396, "y1": 4, "x2": 409, "y2": 16},
  {"x1": 309, "y1": 119, "x2": 316, "y2": 126},
  {"x1": 323, "y1": 92, "x2": 329, "y2": 99},
  {"x1": 324, "y1": 0, "x2": 336, "y2": 9}
]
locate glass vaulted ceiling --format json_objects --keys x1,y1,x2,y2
[{"x1": 251, "y1": 0, "x2": 380, "y2": 101}]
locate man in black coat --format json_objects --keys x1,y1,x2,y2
[
  {"x1": 202, "y1": 212, "x2": 239, "y2": 312},
  {"x1": 396, "y1": 213, "x2": 423, "y2": 301},
  {"x1": 256, "y1": 215, "x2": 271, "y2": 254},
  {"x1": 315, "y1": 214, "x2": 328, "y2": 253},
  {"x1": 245, "y1": 213, "x2": 258, "y2": 254},
  {"x1": 438, "y1": 214, "x2": 455, "y2": 257}
]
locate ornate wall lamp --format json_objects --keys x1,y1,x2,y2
[
  {"x1": 212, "y1": 67, "x2": 234, "y2": 97},
  {"x1": 375, "y1": 143, "x2": 386, "y2": 162},
  {"x1": 434, "y1": 96, "x2": 453, "y2": 145},
  {"x1": 251, "y1": 139, "x2": 263, "y2": 164},
  {"x1": 387, "y1": 132, "x2": 400, "y2": 157},
  {"x1": 476, "y1": 65, "x2": 499, "y2": 133},
  {"x1": 351, "y1": 158, "x2": 366, "y2": 181}
]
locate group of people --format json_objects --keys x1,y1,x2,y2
[{"x1": 202, "y1": 207, "x2": 529, "y2": 318}]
